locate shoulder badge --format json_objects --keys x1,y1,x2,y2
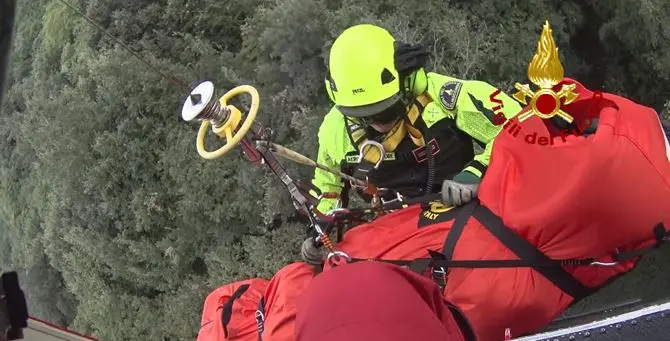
[{"x1": 439, "y1": 81, "x2": 462, "y2": 111}]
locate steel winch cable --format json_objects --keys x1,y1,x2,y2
[
  {"x1": 56, "y1": 0, "x2": 355, "y2": 255},
  {"x1": 55, "y1": 0, "x2": 191, "y2": 94}
]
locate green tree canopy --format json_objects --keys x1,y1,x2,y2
[{"x1": 1, "y1": 0, "x2": 668, "y2": 340}]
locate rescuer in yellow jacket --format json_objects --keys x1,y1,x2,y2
[{"x1": 312, "y1": 24, "x2": 521, "y2": 213}]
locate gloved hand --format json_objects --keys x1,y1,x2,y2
[
  {"x1": 301, "y1": 237, "x2": 325, "y2": 265},
  {"x1": 441, "y1": 171, "x2": 481, "y2": 206}
]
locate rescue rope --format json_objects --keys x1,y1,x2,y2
[{"x1": 56, "y1": 0, "x2": 190, "y2": 94}]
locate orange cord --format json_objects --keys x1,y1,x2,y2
[
  {"x1": 319, "y1": 233, "x2": 335, "y2": 252},
  {"x1": 321, "y1": 192, "x2": 340, "y2": 199}
]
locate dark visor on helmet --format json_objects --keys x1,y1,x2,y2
[
  {"x1": 360, "y1": 99, "x2": 407, "y2": 125},
  {"x1": 337, "y1": 92, "x2": 404, "y2": 118}
]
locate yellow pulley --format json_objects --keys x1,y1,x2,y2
[{"x1": 180, "y1": 81, "x2": 260, "y2": 160}]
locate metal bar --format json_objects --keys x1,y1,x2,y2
[
  {"x1": 0, "y1": 0, "x2": 17, "y2": 106},
  {"x1": 256, "y1": 141, "x2": 366, "y2": 187}
]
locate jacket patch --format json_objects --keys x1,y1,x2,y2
[
  {"x1": 439, "y1": 81, "x2": 462, "y2": 110},
  {"x1": 345, "y1": 152, "x2": 396, "y2": 163},
  {"x1": 412, "y1": 138, "x2": 440, "y2": 163}
]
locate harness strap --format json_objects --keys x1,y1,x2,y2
[
  {"x1": 349, "y1": 256, "x2": 594, "y2": 271},
  {"x1": 313, "y1": 202, "x2": 668, "y2": 300},
  {"x1": 441, "y1": 201, "x2": 477, "y2": 260},
  {"x1": 463, "y1": 203, "x2": 593, "y2": 299},
  {"x1": 380, "y1": 193, "x2": 443, "y2": 211},
  {"x1": 613, "y1": 223, "x2": 668, "y2": 262},
  {"x1": 220, "y1": 284, "x2": 251, "y2": 338},
  {"x1": 347, "y1": 221, "x2": 668, "y2": 273},
  {"x1": 349, "y1": 201, "x2": 594, "y2": 299},
  {"x1": 346, "y1": 93, "x2": 432, "y2": 166},
  {"x1": 448, "y1": 302, "x2": 478, "y2": 341},
  {"x1": 340, "y1": 177, "x2": 351, "y2": 209},
  {"x1": 352, "y1": 158, "x2": 378, "y2": 182},
  {"x1": 421, "y1": 201, "x2": 477, "y2": 289}
]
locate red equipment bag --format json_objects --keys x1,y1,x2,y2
[
  {"x1": 198, "y1": 78, "x2": 670, "y2": 341},
  {"x1": 197, "y1": 278, "x2": 268, "y2": 341}
]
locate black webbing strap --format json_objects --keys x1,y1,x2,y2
[
  {"x1": 340, "y1": 177, "x2": 351, "y2": 209},
  {"x1": 470, "y1": 203, "x2": 593, "y2": 299},
  {"x1": 613, "y1": 223, "x2": 668, "y2": 262},
  {"x1": 441, "y1": 201, "x2": 478, "y2": 261},
  {"x1": 349, "y1": 201, "x2": 594, "y2": 299},
  {"x1": 435, "y1": 201, "x2": 595, "y2": 269},
  {"x1": 347, "y1": 220, "x2": 667, "y2": 276},
  {"x1": 381, "y1": 192, "x2": 442, "y2": 211},
  {"x1": 352, "y1": 159, "x2": 377, "y2": 182},
  {"x1": 220, "y1": 284, "x2": 250, "y2": 338},
  {"x1": 313, "y1": 202, "x2": 667, "y2": 300},
  {"x1": 350, "y1": 256, "x2": 594, "y2": 271},
  {"x1": 426, "y1": 202, "x2": 477, "y2": 289},
  {"x1": 448, "y1": 302, "x2": 477, "y2": 341}
]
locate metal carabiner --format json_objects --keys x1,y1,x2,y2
[
  {"x1": 357, "y1": 140, "x2": 385, "y2": 169},
  {"x1": 381, "y1": 191, "x2": 405, "y2": 206},
  {"x1": 326, "y1": 208, "x2": 351, "y2": 217},
  {"x1": 326, "y1": 250, "x2": 352, "y2": 267},
  {"x1": 432, "y1": 267, "x2": 447, "y2": 276},
  {"x1": 254, "y1": 310, "x2": 265, "y2": 333}
]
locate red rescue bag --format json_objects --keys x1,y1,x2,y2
[
  {"x1": 197, "y1": 278, "x2": 267, "y2": 341},
  {"x1": 199, "y1": 78, "x2": 670, "y2": 341}
]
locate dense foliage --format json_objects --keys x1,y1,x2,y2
[{"x1": 1, "y1": 0, "x2": 668, "y2": 340}]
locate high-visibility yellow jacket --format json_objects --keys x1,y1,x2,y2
[{"x1": 311, "y1": 72, "x2": 521, "y2": 212}]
